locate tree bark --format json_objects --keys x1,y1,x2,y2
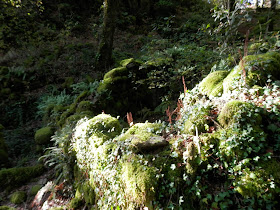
[
  {"x1": 271, "y1": 0, "x2": 276, "y2": 10},
  {"x1": 228, "y1": 0, "x2": 235, "y2": 12},
  {"x1": 96, "y1": 0, "x2": 119, "y2": 70}
]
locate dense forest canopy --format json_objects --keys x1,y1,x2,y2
[{"x1": 0, "y1": 0, "x2": 280, "y2": 209}]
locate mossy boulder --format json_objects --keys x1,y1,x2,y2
[
  {"x1": 118, "y1": 122, "x2": 166, "y2": 151},
  {"x1": 120, "y1": 160, "x2": 157, "y2": 208},
  {"x1": 0, "y1": 164, "x2": 45, "y2": 191},
  {"x1": 199, "y1": 70, "x2": 229, "y2": 97},
  {"x1": 223, "y1": 52, "x2": 280, "y2": 93},
  {"x1": 72, "y1": 114, "x2": 122, "y2": 170},
  {"x1": 96, "y1": 60, "x2": 154, "y2": 116},
  {"x1": 217, "y1": 100, "x2": 261, "y2": 128},
  {"x1": 10, "y1": 191, "x2": 27, "y2": 204},
  {"x1": 34, "y1": 126, "x2": 55, "y2": 145}
]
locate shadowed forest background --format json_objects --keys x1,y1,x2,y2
[{"x1": 0, "y1": 0, "x2": 280, "y2": 209}]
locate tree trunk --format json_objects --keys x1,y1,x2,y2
[
  {"x1": 228, "y1": 0, "x2": 235, "y2": 12},
  {"x1": 268, "y1": 0, "x2": 277, "y2": 31},
  {"x1": 271, "y1": 0, "x2": 276, "y2": 10},
  {"x1": 96, "y1": 0, "x2": 119, "y2": 70}
]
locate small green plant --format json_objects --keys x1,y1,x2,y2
[
  {"x1": 36, "y1": 90, "x2": 74, "y2": 124},
  {"x1": 39, "y1": 125, "x2": 75, "y2": 184}
]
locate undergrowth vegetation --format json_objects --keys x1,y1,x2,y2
[{"x1": 1, "y1": 0, "x2": 280, "y2": 209}]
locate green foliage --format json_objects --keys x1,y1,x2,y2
[
  {"x1": 71, "y1": 81, "x2": 99, "y2": 95},
  {"x1": 36, "y1": 90, "x2": 74, "y2": 125},
  {"x1": 0, "y1": 0, "x2": 44, "y2": 50},
  {"x1": 40, "y1": 125, "x2": 75, "y2": 184}
]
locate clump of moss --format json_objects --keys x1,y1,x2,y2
[
  {"x1": 85, "y1": 113, "x2": 122, "y2": 140},
  {"x1": 0, "y1": 164, "x2": 45, "y2": 191},
  {"x1": 217, "y1": 100, "x2": 261, "y2": 127},
  {"x1": 104, "y1": 67, "x2": 128, "y2": 80},
  {"x1": 10, "y1": 191, "x2": 27, "y2": 204},
  {"x1": 118, "y1": 122, "x2": 167, "y2": 151},
  {"x1": 120, "y1": 160, "x2": 158, "y2": 208},
  {"x1": 120, "y1": 58, "x2": 134, "y2": 67},
  {"x1": 76, "y1": 101, "x2": 93, "y2": 114},
  {"x1": 235, "y1": 161, "x2": 280, "y2": 200},
  {"x1": 223, "y1": 52, "x2": 280, "y2": 93},
  {"x1": 119, "y1": 122, "x2": 163, "y2": 142},
  {"x1": 199, "y1": 70, "x2": 229, "y2": 97},
  {"x1": 34, "y1": 126, "x2": 55, "y2": 145}
]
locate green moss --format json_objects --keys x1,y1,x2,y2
[
  {"x1": 30, "y1": 185, "x2": 42, "y2": 196},
  {"x1": 120, "y1": 58, "x2": 134, "y2": 67},
  {"x1": 85, "y1": 114, "x2": 122, "y2": 140},
  {"x1": 10, "y1": 191, "x2": 27, "y2": 204},
  {"x1": 119, "y1": 123, "x2": 163, "y2": 142},
  {"x1": 235, "y1": 162, "x2": 280, "y2": 199},
  {"x1": 34, "y1": 126, "x2": 54, "y2": 145},
  {"x1": 65, "y1": 113, "x2": 93, "y2": 126},
  {"x1": 185, "y1": 141, "x2": 200, "y2": 177},
  {"x1": 73, "y1": 114, "x2": 122, "y2": 168},
  {"x1": 184, "y1": 106, "x2": 211, "y2": 135},
  {"x1": 0, "y1": 124, "x2": 4, "y2": 131},
  {"x1": 97, "y1": 76, "x2": 128, "y2": 94},
  {"x1": 217, "y1": 100, "x2": 261, "y2": 127},
  {"x1": 104, "y1": 66, "x2": 128, "y2": 80},
  {"x1": 121, "y1": 160, "x2": 157, "y2": 208},
  {"x1": 0, "y1": 164, "x2": 45, "y2": 191},
  {"x1": 199, "y1": 70, "x2": 229, "y2": 97},
  {"x1": 0, "y1": 206, "x2": 16, "y2": 210},
  {"x1": 74, "y1": 91, "x2": 89, "y2": 104},
  {"x1": 76, "y1": 101, "x2": 93, "y2": 114},
  {"x1": 120, "y1": 58, "x2": 135, "y2": 67},
  {"x1": 69, "y1": 197, "x2": 84, "y2": 209},
  {"x1": 223, "y1": 52, "x2": 280, "y2": 93},
  {"x1": 57, "y1": 103, "x2": 77, "y2": 128}
]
